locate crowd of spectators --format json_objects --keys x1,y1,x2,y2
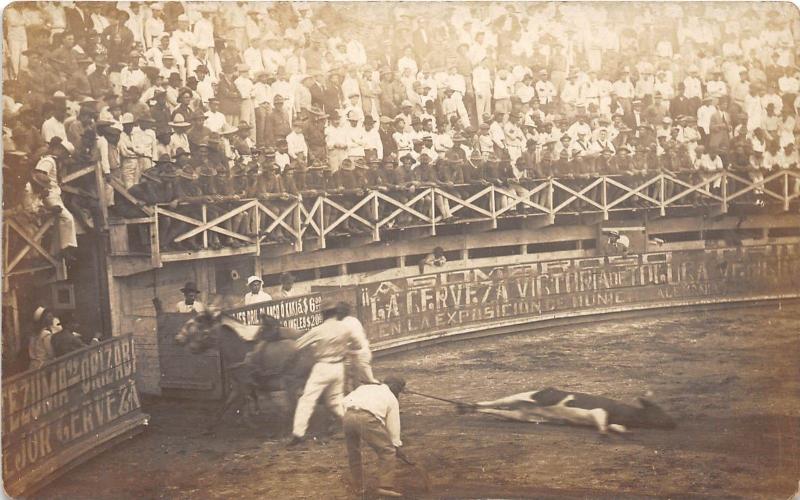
[{"x1": 4, "y1": 2, "x2": 800, "y2": 251}]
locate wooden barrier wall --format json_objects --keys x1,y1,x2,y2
[
  {"x1": 155, "y1": 244, "x2": 800, "y2": 396},
  {"x1": 157, "y1": 288, "x2": 354, "y2": 396},
  {"x1": 2, "y1": 334, "x2": 149, "y2": 497},
  {"x1": 356, "y1": 244, "x2": 800, "y2": 349}
]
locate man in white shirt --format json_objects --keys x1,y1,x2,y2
[
  {"x1": 243, "y1": 40, "x2": 265, "y2": 77},
  {"x1": 397, "y1": 46, "x2": 418, "y2": 76},
  {"x1": 273, "y1": 272, "x2": 296, "y2": 299},
  {"x1": 175, "y1": 282, "x2": 205, "y2": 313},
  {"x1": 493, "y1": 69, "x2": 513, "y2": 115},
  {"x1": 204, "y1": 98, "x2": 227, "y2": 133},
  {"x1": 243, "y1": 276, "x2": 272, "y2": 305},
  {"x1": 194, "y1": 66, "x2": 215, "y2": 105},
  {"x1": 169, "y1": 14, "x2": 195, "y2": 78},
  {"x1": 41, "y1": 103, "x2": 76, "y2": 153},
  {"x1": 286, "y1": 120, "x2": 308, "y2": 163},
  {"x1": 289, "y1": 299, "x2": 364, "y2": 448},
  {"x1": 442, "y1": 87, "x2": 471, "y2": 130},
  {"x1": 345, "y1": 110, "x2": 367, "y2": 162},
  {"x1": 261, "y1": 36, "x2": 284, "y2": 75},
  {"x1": 535, "y1": 70, "x2": 557, "y2": 106},
  {"x1": 120, "y1": 52, "x2": 148, "y2": 91},
  {"x1": 345, "y1": 35, "x2": 367, "y2": 67},
  {"x1": 363, "y1": 115, "x2": 383, "y2": 162},
  {"x1": 696, "y1": 97, "x2": 716, "y2": 143},
  {"x1": 342, "y1": 376, "x2": 408, "y2": 498},
  {"x1": 336, "y1": 301, "x2": 379, "y2": 388},
  {"x1": 145, "y1": 34, "x2": 171, "y2": 68},
  {"x1": 193, "y1": 10, "x2": 216, "y2": 66},
  {"x1": 488, "y1": 113, "x2": 507, "y2": 155},
  {"x1": 145, "y1": 3, "x2": 165, "y2": 49},
  {"x1": 683, "y1": 66, "x2": 703, "y2": 104},
  {"x1": 33, "y1": 138, "x2": 78, "y2": 254},
  {"x1": 472, "y1": 58, "x2": 493, "y2": 124},
  {"x1": 234, "y1": 64, "x2": 256, "y2": 138}
]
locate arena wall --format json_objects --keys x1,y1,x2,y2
[{"x1": 123, "y1": 236, "x2": 800, "y2": 396}]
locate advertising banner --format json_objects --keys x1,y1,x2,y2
[
  {"x1": 2, "y1": 334, "x2": 148, "y2": 496},
  {"x1": 357, "y1": 246, "x2": 800, "y2": 343}
]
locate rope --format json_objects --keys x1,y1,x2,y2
[{"x1": 405, "y1": 389, "x2": 475, "y2": 408}]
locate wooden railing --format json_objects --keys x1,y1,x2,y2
[
  {"x1": 2, "y1": 210, "x2": 67, "y2": 289},
  {"x1": 110, "y1": 169, "x2": 800, "y2": 266}
]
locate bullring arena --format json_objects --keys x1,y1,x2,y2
[
  {"x1": 3, "y1": 1, "x2": 800, "y2": 499},
  {"x1": 34, "y1": 303, "x2": 800, "y2": 499}
]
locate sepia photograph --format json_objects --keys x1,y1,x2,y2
[{"x1": 1, "y1": 1, "x2": 799, "y2": 498}]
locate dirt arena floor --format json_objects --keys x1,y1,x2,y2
[{"x1": 35, "y1": 302, "x2": 800, "y2": 499}]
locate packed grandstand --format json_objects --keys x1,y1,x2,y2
[{"x1": 3, "y1": 2, "x2": 800, "y2": 251}]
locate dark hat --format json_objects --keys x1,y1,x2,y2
[
  {"x1": 155, "y1": 154, "x2": 173, "y2": 165},
  {"x1": 180, "y1": 281, "x2": 200, "y2": 293},
  {"x1": 177, "y1": 166, "x2": 199, "y2": 180}
]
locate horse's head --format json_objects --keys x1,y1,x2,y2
[{"x1": 175, "y1": 309, "x2": 223, "y2": 354}]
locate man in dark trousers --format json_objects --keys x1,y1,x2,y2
[{"x1": 342, "y1": 375, "x2": 410, "y2": 498}]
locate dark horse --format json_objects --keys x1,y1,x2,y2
[{"x1": 174, "y1": 309, "x2": 315, "y2": 434}]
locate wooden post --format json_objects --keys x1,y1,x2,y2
[
  {"x1": 3, "y1": 221, "x2": 9, "y2": 293},
  {"x1": 429, "y1": 188, "x2": 437, "y2": 236},
  {"x1": 659, "y1": 174, "x2": 666, "y2": 217},
  {"x1": 293, "y1": 199, "x2": 303, "y2": 252},
  {"x1": 372, "y1": 192, "x2": 380, "y2": 242},
  {"x1": 319, "y1": 196, "x2": 326, "y2": 249},
  {"x1": 489, "y1": 185, "x2": 497, "y2": 229},
  {"x1": 150, "y1": 206, "x2": 161, "y2": 268},
  {"x1": 201, "y1": 204, "x2": 208, "y2": 249},
  {"x1": 602, "y1": 176, "x2": 609, "y2": 220},
  {"x1": 721, "y1": 171, "x2": 729, "y2": 214},
  {"x1": 94, "y1": 160, "x2": 109, "y2": 230},
  {"x1": 254, "y1": 203, "x2": 261, "y2": 256},
  {"x1": 784, "y1": 171, "x2": 790, "y2": 212}
]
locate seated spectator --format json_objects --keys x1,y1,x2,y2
[
  {"x1": 274, "y1": 272, "x2": 297, "y2": 299},
  {"x1": 418, "y1": 246, "x2": 447, "y2": 274},
  {"x1": 51, "y1": 318, "x2": 100, "y2": 357},
  {"x1": 29, "y1": 307, "x2": 57, "y2": 370},
  {"x1": 244, "y1": 275, "x2": 273, "y2": 305}
]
